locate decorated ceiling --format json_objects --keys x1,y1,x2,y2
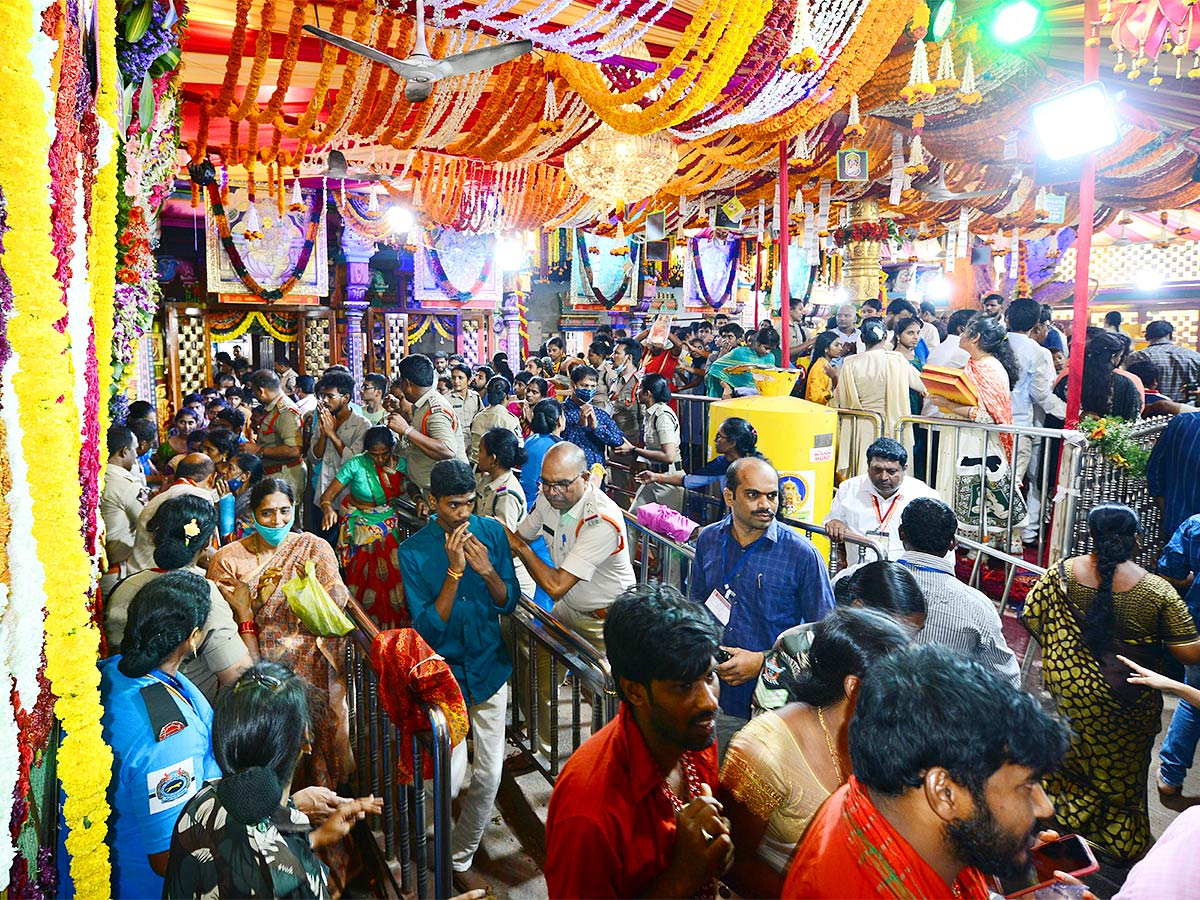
[{"x1": 174, "y1": 0, "x2": 1200, "y2": 233}]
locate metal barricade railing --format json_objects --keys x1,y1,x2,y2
[
  {"x1": 894, "y1": 415, "x2": 1072, "y2": 569},
  {"x1": 1060, "y1": 416, "x2": 1170, "y2": 570},
  {"x1": 672, "y1": 392, "x2": 720, "y2": 469},
  {"x1": 504, "y1": 595, "x2": 619, "y2": 782},
  {"x1": 343, "y1": 598, "x2": 454, "y2": 899},
  {"x1": 624, "y1": 509, "x2": 696, "y2": 587},
  {"x1": 778, "y1": 516, "x2": 885, "y2": 579},
  {"x1": 833, "y1": 409, "x2": 884, "y2": 480}
]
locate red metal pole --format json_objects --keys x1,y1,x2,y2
[
  {"x1": 753, "y1": 238, "x2": 763, "y2": 328},
  {"x1": 779, "y1": 141, "x2": 791, "y2": 367},
  {"x1": 1065, "y1": 0, "x2": 1101, "y2": 427}
]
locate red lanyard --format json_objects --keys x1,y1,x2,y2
[{"x1": 871, "y1": 494, "x2": 902, "y2": 529}]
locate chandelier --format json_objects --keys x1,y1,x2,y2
[{"x1": 564, "y1": 124, "x2": 679, "y2": 207}]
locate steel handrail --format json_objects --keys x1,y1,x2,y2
[{"x1": 894, "y1": 415, "x2": 1078, "y2": 441}]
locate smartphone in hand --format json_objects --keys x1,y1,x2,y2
[{"x1": 997, "y1": 834, "x2": 1098, "y2": 897}]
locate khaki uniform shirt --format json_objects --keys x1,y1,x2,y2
[
  {"x1": 517, "y1": 484, "x2": 635, "y2": 612},
  {"x1": 477, "y1": 468, "x2": 534, "y2": 596},
  {"x1": 448, "y1": 389, "x2": 482, "y2": 432},
  {"x1": 631, "y1": 403, "x2": 684, "y2": 512},
  {"x1": 403, "y1": 387, "x2": 466, "y2": 492},
  {"x1": 101, "y1": 463, "x2": 145, "y2": 576},
  {"x1": 468, "y1": 404, "x2": 522, "y2": 465},
  {"x1": 610, "y1": 367, "x2": 642, "y2": 444},
  {"x1": 594, "y1": 362, "x2": 616, "y2": 413},
  {"x1": 258, "y1": 393, "x2": 306, "y2": 504}
]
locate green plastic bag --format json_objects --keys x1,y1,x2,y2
[{"x1": 282, "y1": 559, "x2": 354, "y2": 637}]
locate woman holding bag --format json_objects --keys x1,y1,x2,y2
[
  {"x1": 319, "y1": 426, "x2": 410, "y2": 630},
  {"x1": 207, "y1": 477, "x2": 353, "y2": 790}
]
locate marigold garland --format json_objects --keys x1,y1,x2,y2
[
  {"x1": 1079, "y1": 415, "x2": 1150, "y2": 478},
  {"x1": 553, "y1": 0, "x2": 772, "y2": 134},
  {"x1": 0, "y1": 1, "x2": 113, "y2": 896}
]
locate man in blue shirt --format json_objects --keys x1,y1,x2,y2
[
  {"x1": 688, "y1": 456, "x2": 835, "y2": 756},
  {"x1": 561, "y1": 364, "x2": 634, "y2": 470},
  {"x1": 397, "y1": 459, "x2": 520, "y2": 894},
  {"x1": 1148, "y1": 411, "x2": 1200, "y2": 543},
  {"x1": 1158, "y1": 513, "x2": 1200, "y2": 800}
]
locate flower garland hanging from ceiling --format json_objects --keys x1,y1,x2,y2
[{"x1": 551, "y1": 0, "x2": 772, "y2": 134}]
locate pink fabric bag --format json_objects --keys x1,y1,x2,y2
[{"x1": 636, "y1": 503, "x2": 700, "y2": 544}]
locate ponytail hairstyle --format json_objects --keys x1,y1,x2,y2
[
  {"x1": 1082, "y1": 503, "x2": 1142, "y2": 655},
  {"x1": 118, "y1": 570, "x2": 211, "y2": 677},
  {"x1": 719, "y1": 417, "x2": 760, "y2": 458},
  {"x1": 1080, "y1": 328, "x2": 1124, "y2": 417},
  {"x1": 149, "y1": 495, "x2": 219, "y2": 570},
  {"x1": 860, "y1": 317, "x2": 888, "y2": 348},
  {"x1": 964, "y1": 315, "x2": 1020, "y2": 388},
  {"x1": 779, "y1": 607, "x2": 911, "y2": 706},
  {"x1": 481, "y1": 427, "x2": 528, "y2": 470}
]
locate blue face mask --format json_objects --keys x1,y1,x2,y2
[
  {"x1": 574, "y1": 388, "x2": 596, "y2": 403},
  {"x1": 253, "y1": 510, "x2": 294, "y2": 546},
  {"x1": 228, "y1": 478, "x2": 244, "y2": 493}
]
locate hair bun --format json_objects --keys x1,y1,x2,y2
[{"x1": 215, "y1": 766, "x2": 284, "y2": 825}]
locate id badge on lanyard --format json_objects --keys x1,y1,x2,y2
[{"x1": 867, "y1": 494, "x2": 901, "y2": 559}]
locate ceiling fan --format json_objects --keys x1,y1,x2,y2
[
  {"x1": 1109, "y1": 210, "x2": 1134, "y2": 247},
  {"x1": 318, "y1": 149, "x2": 393, "y2": 182},
  {"x1": 909, "y1": 168, "x2": 1005, "y2": 202},
  {"x1": 302, "y1": 1, "x2": 532, "y2": 104}
]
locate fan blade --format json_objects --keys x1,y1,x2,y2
[
  {"x1": 434, "y1": 39, "x2": 533, "y2": 79},
  {"x1": 302, "y1": 24, "x2": 427, "y2": 80}
]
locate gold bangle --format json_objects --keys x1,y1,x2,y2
[{"x1": 447, "y1": 568, "x2": 464, "y2": 580}]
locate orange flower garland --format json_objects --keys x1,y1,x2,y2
[{"x1": 731, "y1": 0, "x2": 917, "y2": 141}]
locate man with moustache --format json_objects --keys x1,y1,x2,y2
[
  {"x1": 688, "y1": 456, "x2": 834, "y2": 754},
  {"x1": 783, "y1": 645, "x2": 1073, "y2": 899},
  {"x1": 544, "y1": 585, "x2": 732, "y2": 899}
]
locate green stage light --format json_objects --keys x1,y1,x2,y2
[
  {"x1": 927, "y1": 0, "x2": 956, "y2": 42},
  {"x1": 991, "y1": 0, "x2": 1040, "y2": 44}
]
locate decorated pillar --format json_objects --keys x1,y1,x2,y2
[
  {"x1": 502, "y1": 291, "x2": 524, "y2": 364},
  {"x1": 843, "y1": 199, "x2": 883, "y2": 305},
  {"x1": 341, "y1": 226, "x2": 376, "y2": 385}
]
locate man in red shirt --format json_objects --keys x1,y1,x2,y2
[
  {"x1": 544, "y1": 584, "x2": 732, "y2": 899},
  {"x1": 636, "y1": 325, "x2": 684, "y2": 383},
  {"x1": 783, "y1": 645, "x2": 1073, "y2": 900}
]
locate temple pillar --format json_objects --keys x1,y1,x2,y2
[
  {"x1": 843, "y1": 199, "x2": 882, "y2": 306},
  {"x1": 501, "y1": 291, "x2": 523, "y2": 364},
  {"x1": 341, "y1": 226, "x2": 376, "y2": 386}
]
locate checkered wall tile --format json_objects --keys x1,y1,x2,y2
[
  {"x1": 1051, "y1": 307, "x2": 1200, "y2": 350},
  {"x1": 177, "y1": 313, "x2": 207, "y2": 396},
  {"x1": 1057, "y1": 242, "x2": 1200, "y2": 288},
  {"x1": 387, "y1": 314, "x2": 405, "y2": 375},
  {"x1": 304, "y1": 317, "x2": 331, "y2": 378}
]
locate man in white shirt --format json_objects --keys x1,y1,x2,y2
[
  {"x1": 824, "y1": 437, "x2": 942, "y2": 562},
  {"x1": 127, "y1": 454, "x2": 218, "y2": 573},
  {"x1": 1006, "y1": 299, "x2": 1067, "y2": 545},
  {"x1": 831, "y1": 303, "x2": 860, "y2": 359},
  {"x1": 293, "y1": 375, "x2": 318, "y2": 418},
  {"x1": 917, "y1": 301, "x2": 943, "y2": 350}
]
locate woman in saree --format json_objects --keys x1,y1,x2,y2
[
  {"x1": 929, "y1": 314, "x2": 1027, "y2": 548},
  {"x1": 318, "y1": 426, "x2": 409, "y2": 630},
  {"x1": 832, "y1": 317, "x2": 926, "y2": 478},
  {"x1": 1021, "y1": 503, "x2": 1200, "y2": 863},
  {"x1": 519, "y1": 377, "x2": 550, "y2": 438},
  {"x1": 207, "y1": 477, "x2": 352, "y2": 791},
  {"x1": 803, "y1": 332, "x2": 843, "y2": 406}
]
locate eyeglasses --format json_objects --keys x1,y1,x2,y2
[{"x1": 538, "y1": 473, "x2": 584, "y2": 493}]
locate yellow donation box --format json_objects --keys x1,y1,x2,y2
[{"x1": 709, "y1": 396, "x2": 838, "y2": 527}]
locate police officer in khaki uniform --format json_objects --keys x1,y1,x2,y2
[
  {"x1": 387, "y1": 354, "x2": 466, "y2": 497},
  {"x1": 608, "y1": 338, "x2": 643, "y2": 496},
  {"x1": 247, "y1": 369, "x2": 306, "y2": 523},
  {"x1": 629, "y1": 373, "x2": 684, "y2": 512},
  {"x1": 506, "y1": 442, "x2": 635, "y2": 761}
]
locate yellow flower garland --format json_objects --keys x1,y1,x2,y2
[
  {"x1": 93, "y1": 0, "x2": 119, "y2": 460},
  {"x1": 0, "y1": 1, "x2": 113, "y2": 895},
  {"x1": 553, "y1": 0, "x2": 771, "y2": 134}
]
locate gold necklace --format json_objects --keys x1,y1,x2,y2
[{"x1": 817, "y1": 706, "x2": 846, "y2": 786}]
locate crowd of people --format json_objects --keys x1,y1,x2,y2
[{"x1": 94, "y1": 298, "x2": 1200, "y2": 899}]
